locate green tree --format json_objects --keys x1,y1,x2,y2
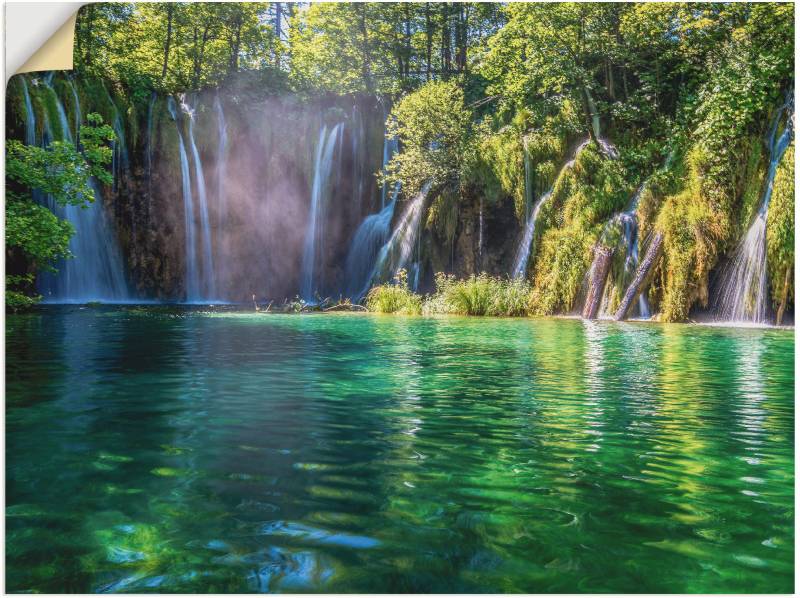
[
  {"x1": 5, "y1": 114, "x2": 115, "y2": 310},
  {"x1": 383, "y1": 80, "x2": 474, "y2": 196}
]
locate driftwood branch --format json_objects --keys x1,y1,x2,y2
[
  {"x1": 582, "y1": 245, "x2": 613, "y2": 319},
  {"x1": 613, "y1": 232, "x2": 664, "y2": 321}
]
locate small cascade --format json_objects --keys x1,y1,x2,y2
[
  {"x1": 512, "y1": 139, "x2": 590, "y2": 278},
  {"x1": 350, "y1": 104, "x2": 366, "y2": 215},
  {"x1": 344, "y1": 190, "x2": 399, "y2": 300},
  {"x1": 102, "y1": 85, "x2": 129, "y2": 192},
  {"x1": 300, "y1": 122, "x2": 344, "y2": 301},
  {"x1": 66, "y1": 77, "x2": 82, "y2": 143},
  {"x1": 168, "y1": 97, "x2": 200, "y2": 301},
  {"x1": 181, "y1": 95, "x2": 216, "y2": 299},
  {"x1": 371, "y1": 182, "x2": 432, "y2": 285},
  {"x1": 381, "y1": 137, "x2": 400, "y2": 210},
  {"x1": 214, "y1": 94, "x2": 228, "y2": 230},
  {"x1": 344, "y1": 131, "x2": 401, "y2": 299},
  {"x1": 37, "y1": 76, "x2": 129, "y2": 302},
  {"x1": 714, "y1": 97, "x2": 794, "y2": 323},
  {"x1": 20, "y1": 77, "x2": 36, "y2": 146},
  {"x1": 593, "y1": 183, "x2": 649, "y2": 319}
]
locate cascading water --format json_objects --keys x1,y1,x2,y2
[
  {"x1": 181, "y1": 95, "x2": 216, "y2": 299},
  {"x1": 66, "y1": 77, "x2": 82, "y2": 143},
  {"x1": 370, "y1": 182, "x2": 432, "y2": 285},
  {"x1": 168, "y1": 97, "x2": 200, "y2": 301},
  {"x1": 36, "y1": 76, "x2": 129, "y2": 302},
  {"x1": 512, "y1": 139, "x2": 590, "y2": 278},
  {"x1": 20, "y1": 78, "x2": 36, "y2": 146},
  {"x1": 714, "y1": 97, "x2": 794, "y2": 323},
  {"x1": 214, "y1": 94, "x2": 228, "y2": 230},
  {"x1": 344, "y1": 189, "x2": 399, "y2": 300},
  {"x1": 594, "y1": 184, "x2": 650, "y2": 318},
  {"x1": 344, "y1": 131, "x2": 401, "y2": 300},
  {"x1": 101, "y1": 85, "x2": 128, "y2": 193},
  {"x1": 300, "y1": 122, "x2": 344, "y2": 301}
]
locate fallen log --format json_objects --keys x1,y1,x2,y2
[
  {"x1": 614, "y1": 232, "x2": 664, "y2": 321},
  {"x1": 582, "y1": 246, "x2": 614, "y2": 319}
]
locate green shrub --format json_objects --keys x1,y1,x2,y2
[
  {"x1": 365, "y1": 270, "x2": 422, "y2": 315},
  {"x1": 423, "y1": 273, "x2": 531, "y2": 317},
  {"x1": 766, "y1": 142, "x2": 794, "y2": 310}
]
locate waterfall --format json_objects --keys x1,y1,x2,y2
[
  {"x1": 371, "y1": 182, "x2": 432, "y2": 285},
  {"x1": 102, "y1": 84, "x2": 128, "y2": 192},
  {"x1": 66, "y1": 77, "x2": 82, "y2": 143},
  {"x1": 344, "y1": 130, "x2": 401, "y2": 300},
  {"x1": 214, "y1": 94, "x2": 228, "y2": 230},
  {"x1": 714, "y1": 98, "x2": 794, "y2": 323},
  {"x1": 37, "y1": 76, "x2": 129, "y2": 302},
  {"x1": 182, "y1": 96, "x2": 216, "y2": 299},
  {"x1": 351, "y1": 104, "x2": 366, "y2": 215},
  {"x1": 592, "y1": 184, "x2": 650, "y2": 318},
  {"x1": 20, "y1": 78, "x2": 37, "y2": 146},
  {"x1": 168, "y1": 97, "x2": 200, "y2": 301},
  {"x1": 344, "y1": 189, "x2": 399, "y2": 300},
  {"x1": 512, "y1": 139, "x2": 590, "y2": 278},
  {"x1": 300, "y1": 123, "x2": 344, "y2": 301}
]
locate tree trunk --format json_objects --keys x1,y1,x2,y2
[
  {"x1": 456, "y1": 3, "x2": 467, "y2": 73},
  {"x1": 583, "y1": 246, "x2": 613, "y2": 319},
  {"x1": 776, "y1": 267, "x2": 791, "y2": 326},
  {"x1": 84, "y1": 4, "x2": 96, "y2": 67},
  {"x1": 273, "y1": 3, "x2": 282, "y2": 66},
  {"x1": 441, "y1": 3, "x2": 451, "y2": 79},
  {"x1": 274, "y1": 3, "x2": 282, "y2": 40},
  {"x1": 425, "y1": 3, "x2": 433, "y2": 80},
  {"x1": 404, "y1": 3, "x2": 412, "y2": 80},
  {"x1": 162, "y1": 4, "x2": 173, "y2": 79},
  {"x1": 357, "y1": 4, "x2": 372, "y2": 92},
  {"x1": 614, "y1": 232, "x2": 664, "y2": 321},
  {"x1": 230, "y1": 23, "x2": 242, "y2": 72}
]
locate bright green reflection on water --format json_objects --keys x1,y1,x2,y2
[{"x1": 6, "y1": 307, "x2": 794, "y2": 593}]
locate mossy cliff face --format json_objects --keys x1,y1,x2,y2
[
  {"x1": 7, "y1": 72, "x2": 387, "y2": 301},
  {"x1": 5, "y1": 71, "x2": 794, "y2": 321}
]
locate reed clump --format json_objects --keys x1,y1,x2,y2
[
  {"x1": 365, "y1": 270, "x2": 422, "y2": 315},
  {"x1": 422, "y1": 273, "x2": 531, "y2": 317}
]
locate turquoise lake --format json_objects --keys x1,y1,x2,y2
[{"x1": 5, "y1": 307, "x2": 794, "y2": 592}]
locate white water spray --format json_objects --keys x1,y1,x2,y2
[{"x1": 714, "y1": 97, "x2": 794, "y2": 323}]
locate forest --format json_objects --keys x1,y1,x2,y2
[
  {"x1": 5, "y1": 3, "x2": 796, "y2": 593},
  {"x1": 6, "y1": 2, "x2": 795, "y2": 323}
]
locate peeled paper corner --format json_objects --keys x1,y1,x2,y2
[{"x1": 6, "y1": 2, "x2": 82, "y2": 81}]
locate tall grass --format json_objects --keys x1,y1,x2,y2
[
  {"x1": 423, "y1": 273, "x2": 531, "y2": 316},
  {"x1": 365, "y1": 270, "x2": 422, "y2": 314}
]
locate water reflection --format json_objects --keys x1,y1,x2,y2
[{"x1": 5, "y1": 308, "x2": 794, "y2": 593}]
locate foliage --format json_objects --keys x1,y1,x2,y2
[
  {"x1": 527, "y1": 141, "x2": 633, "y2": 315},
  {"x1": 75, "y1": 3, "x2": 281, "y2": 94},
  {"x1": 423, "y1": 272, "x2": 530, "y2": 317},
  {"x1": 766, "y1": 143, "x2": 795, "y2": 309},
  {"x1": 384, "y1": 80, "x2": 474, "y2": 196},
  {"x1": 5, "y1": 114, "x2": 115, "y2": 309},
  {"x1": 365, "y1": 270, "x2": 422, "y2": 315},
  {"x1": 10, "y1": 2, "x2": 795, "y2": 322}
]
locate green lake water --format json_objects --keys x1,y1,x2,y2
[{"x1": 5, "y1": 307, "x2": 794, "y2": 593}]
